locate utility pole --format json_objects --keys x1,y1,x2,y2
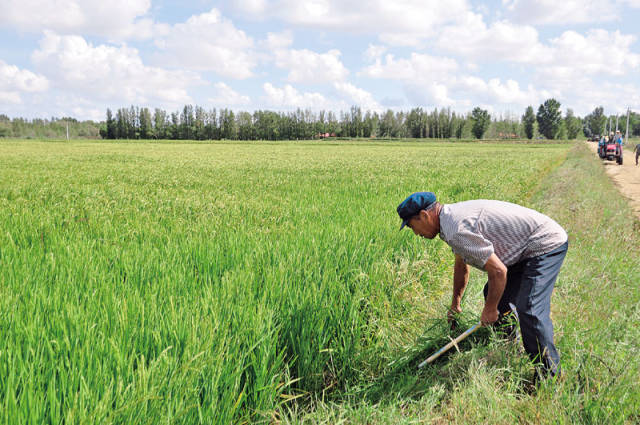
[{"x1": 625, "y1": 108, "x2": 630, "y2": 144}]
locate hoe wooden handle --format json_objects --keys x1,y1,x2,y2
[{"x1": 418, "y1": 321, "x2": 481, "y2": 368}]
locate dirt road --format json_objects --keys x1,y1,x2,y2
[{"x1": 586, "y1": 141, "x2": 640, "y2": 219}]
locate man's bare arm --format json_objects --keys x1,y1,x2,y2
[
  {"x1": 481, "y1": 253, "x2": 507, "y2": 325},
  {"x1": 450, "y1": 254, "x2": 470, "y2": 313}
]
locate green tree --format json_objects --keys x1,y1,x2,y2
[
  {"x1": 452, "y1": 112, "x2": 466, "y2": 139},
  {"x1": 406, "y1": 108, "x2": 424, "y2": 138},
  {"x1": 116, "y1": 108, "x2": 126, "y2": 139},
  {"x1": 536, "y1": 98, "x2": 562, "y2": 139},
  {"x1": 629, "y1": 111, "x2": 640, "y2": 136},
  {"x1": 564, "y1": 109, "x2": 582, "y2": 139},
  {"x1": 194, "y1": 106, "x2": 206, "y2": 140},
  {"x1": 522, "y1": 106, "x2": 535, "y2": 139},
  {"x1": 220, "y1": 109, "x2": 237, "y2": 139},
  {"x1": 349, "y1": 106, "x2": 362, "y2": 137},
  {"x1": 326, "y1": 111, "x2": 339, "y2": 136},
  {"x1": 584, "y1": 106, "x2": 606, "y2": 138},
  {"x1": 106, "y1": 108, "x2": 116, "y2": 139},
  {"x1": 128, "y1": 106, "x2": 138, "y2": 139},
  {"x1": 180, "y1": 105, "x2": 194, "y2": 140},
  {"x1": 378, "y1": 110, "x2": 395, "y2": 137},
  {"x1": 139, "y1": 107, "x2": 152, "y2": 139},
  {"x1": 470, "y1": 107, "x2": 491, "y2": 139},
  {"x1": 439, "y1": 108, "x2": 454, "y2": 139},
  {"x1": 169, "y1": 112, "x2": 179, "y2": 139},
  {"x1": 153, "y1": 108, "x2": 167, "y2": 139},
  {"x1": 362, "y1": 110, "x2": 378, "y2": 137},
  {"x1": 236, "y1": 111, "x2": 254, "y2": 140},
  {"x1": 207, "y1": 109, "x2": 219, "y2": 139}
]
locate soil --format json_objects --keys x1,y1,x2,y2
[{"x1": 586, "y1": 141, "x2": 640, "y2": 219}]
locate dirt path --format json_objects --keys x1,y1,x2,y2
[{"x1": 586, "y1": 141, "x2": 640, "y2": 219}]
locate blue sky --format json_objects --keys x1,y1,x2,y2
[{"x1": 1, "y1": 0, "x2": 639, "y2": 121}]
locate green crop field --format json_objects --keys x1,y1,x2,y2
[{"x1": 0, "y1": 139, "x2": 638, "y2": 424}]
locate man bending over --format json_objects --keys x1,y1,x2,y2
[{"x1": 397, "y1": 192, "x2": 568, "y2": 380}]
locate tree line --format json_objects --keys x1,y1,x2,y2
[
  {"x1": 100, "y1": 105, "x2": 475, "y2": 141},
  {"x1": 0, "y1": 115, "x2": 101, "y2": 139},
  {"x1": 99, "y1": 101, "x2": 639, "y2": 141},
  {"x1": 2, "y1": 101, "x2": 638, "y2": 140}
]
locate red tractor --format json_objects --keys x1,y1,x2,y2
[{"x1": 598, "y1": 138, "x2": 623, "y2": 165}]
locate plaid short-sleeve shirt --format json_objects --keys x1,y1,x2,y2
[{"x1": 438, "y1": 200, "x2": 568, "y2": 269}]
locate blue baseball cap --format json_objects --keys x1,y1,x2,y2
[{"x1": 397, "y1": 192, "x2": 437, "y2": 229}]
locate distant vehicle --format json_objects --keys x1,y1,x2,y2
[{"x1": 598, "y1": 138, "x2": 623, "y2": 165}]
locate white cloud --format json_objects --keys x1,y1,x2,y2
[
  {"x1": 401, "y1": 76, "x2": 548, "y2": 112},
  {"x1": 274, "y1": 48, "x2": 348, "y2": 83},
  {"x1": 0, "y1": 0, "x2": 155, "y2": 39},
  {"x1": 359, "y1": 48, "x2": 548, "y2": 111},
  {"x1": 40, "y1": 93, "x2": 111, "y2": 121},
  {"x1": 436, "y1": 16, "x2": 640, "y2": 79},
  {"x1": 0, "y1": 60, "x2": 49, "y2": 105},
  {"x1": 544, "y1": 30, "x2": 640, "y2": 77},
  {"x1": 262, "y1": 81, "x2": 380, "y2": 111},
  {"x1": 428, "y1": 83, "x2": 456, "y2": 107},
  {"x1": 539, "y1": 77, "x2": 640, "y2": 115},
  {"x1": 333, "y1": 82, "x2": 381, "y2": 112},
  {"x1": 0, "y1": 60, "x2": 49, "y2": 93},
  {"x1": 360, "y1": 53, "x2": 458, "y2": 83},
  {"x1": 502, "y1": 0, "x2": 617, "y2": 24},
  {"x1": 153, "y1": 8, "x2": 255, "y2": 79},
  {"x1": 71, "y1": 106, "x2": 103, "y2": 121},
  {"x1": 31, "y1": 31, "x2": 202, "y2": 108},
  {"x1": 263, "y1": 83, "x2": 334, "y2": 109},
  {"x1": 263, "y1": 31, "x2": 294, "y2": 50},
  {"x1": 234, "y1": 0, "x2": 268, "y2": 14},
  {"x1": 261, "y1": 30, "x2": 348, "y2": 84},
  {"x1": 458, "y1": 77, "x2": 548, "y2": 106},
  {"x1": 208, "y1": 82, "x2": 251, "y2": 106},
  {"x1": 436, "y1": 14, "x2": 549, "y2": 63},
  {"x1": 403, "y1": 81, "x2": 457, "y2": 108},
  {"x1": 235, "y1": 0, "x2": 472, "y2": 45},
  {"x1": 364, "y1": 44, "x2": 387, "y2": 61},
  {"x1": 0, "y1": 91, "x2": 22, "y2": 104}
]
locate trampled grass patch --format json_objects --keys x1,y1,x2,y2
[{"x1": 1, "y1": 139, "x2": 574, "y2": 423}]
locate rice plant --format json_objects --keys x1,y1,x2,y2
[{"x1": 0, "y1": 139, "x2": 572, "y2": 423}]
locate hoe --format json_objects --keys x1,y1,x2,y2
[{"x1": 418, "y1": 303, "x2": 518, "y2": 368}]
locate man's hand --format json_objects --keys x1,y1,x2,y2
[
  {"x1": 480, "y1": 305, "x2": 499, "y2": 326},
  {"x1": 447, "y1": 304, "x2": 462, "y2": 329}
]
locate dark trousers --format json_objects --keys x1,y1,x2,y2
[{"x1": 483, "y1": 241, "x2": 568, "y2": 377}]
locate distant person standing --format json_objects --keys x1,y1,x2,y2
[
  {"x1": 634, "y1": 142, "x2": 640, "y2": 166},
  {"x1": 614, "y1": 131, "x2": 623, "y2": 155},
  {"x1": 598, "y1": 135, "x2": 607, "y2": 158}
]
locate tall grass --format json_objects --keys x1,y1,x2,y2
[
  {"x1": 0, "y1": 139, "x2": 571, "y2": 423},
  {"x1": 285, "y1": 143, "x2": 640, "y2": 424}
]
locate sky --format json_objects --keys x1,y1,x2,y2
[{"x1": 1, "y1": 0, "x2": 639, "y2": 121}]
